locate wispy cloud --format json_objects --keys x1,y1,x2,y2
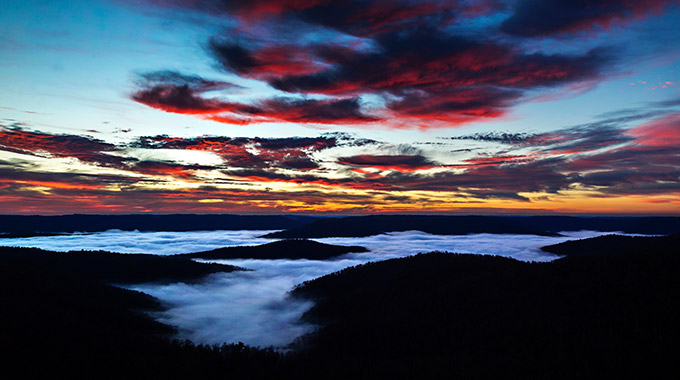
[
  {"x1": 122, "y1": 0, "x2": 655, "y2": 128},
  {"x1": 2, "y1": 108, "x2": 680, "y2": 213},
  {"x1": 501, "y1": 0, "x2": 677, "y2": 37}
]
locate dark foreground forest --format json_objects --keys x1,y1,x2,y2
[
  {"x1": 2, "y1": 234, "x2": 679, "y2": 379},
  {"x1": 290, "y1": 234, "x2": 680, "y2": 378},
  {"x1": 0, "y1": 246, "x2": 282, "y2": 379}
]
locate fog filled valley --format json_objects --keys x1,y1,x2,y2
[
  {"x1": 1, "y1": 215, "x2": 680, "y2": 378},
  {"x1": 2, "y1": 228, "x2": 601, "y2": 347}
]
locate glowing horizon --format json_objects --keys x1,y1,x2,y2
[{"x1": 1, "y1": 0, "x2": 679, "y2": 215}]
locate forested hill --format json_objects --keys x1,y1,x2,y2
[
  {"x1": 541, "y1": 233, "x2": 680, "y2": 258},
  {"x1": 290, "y1": 235, "x2": 680, "y2": 378},
  {"x1": 179, "y1": 239, "x2": 368, "y2": 260},
  {"x1": 0, "y1": 246, "x2": 282, "y2": 379},
  {"x1": 0, "y1": 246, "x2": 242, "y2": 284},
  {"x1": 264, "y1": 215, "x2": 680, "y2": 238},
  {"x1": 3, "y1": 233, "x2": 679, "y2": 378}
]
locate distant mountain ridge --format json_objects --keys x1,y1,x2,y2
[
  {"x1": 3, "y1": 214, "x2": 678, "y2": 239},
  {"x1": 541, "y1": 233, "x2": 680, "y2": 258},
  {"x1": 264, "y1": 215, "x2": 680, "y2": 238},
  {"x1": 179, "y1": 239, "x2": 368, "y2": 260},
  {"x1": 0, "y1": 214, "x2": 319, "y2": 236},
  {"x1": 264, "y1": 215, "x2": 557, "y2": 238}
]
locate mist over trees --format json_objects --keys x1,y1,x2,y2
[
  {"x1": 289, "y1": 234, "x2": 680, "y2": 378},
  {"x1": 2, "y1": 234, "x2": 679, "y2": 378}
]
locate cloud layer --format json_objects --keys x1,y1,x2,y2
[
  {"x1": 125, "y1": 0, "x2": 679, "y2": 128},
  {"x1": 2, "y1": 1, "x2": 679, "y2": 214},
  {"x1": 2, "y1": 105, "x2": 680, "y2": 213}
]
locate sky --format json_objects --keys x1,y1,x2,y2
[{"x1": 1, "y1": 0, "x2": 679, "y2": 215}]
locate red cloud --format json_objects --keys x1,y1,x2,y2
[
  {"x1": 115, "y1": 0, "x2": 677, "y2": 136},
  {"x1": 132, "y1": 71, "x2": 378, "y2": 124},
  {"x1": 208, "y1": 40, "x2": 333, "y2": 80},
  {"x1": 628, "y1": 113, "x2": 680, "y2": 147},
  {"x1": 177, "y1": 0, "x2": 487, "y2": 36},
  {"x1": 130, "y1": 161, "x2": 211, "y2": 179},
  {"x1": 132, "y1": 84, "x2": 241, "y2": 115},
  {"x1": 0, "y1": 126, "x2": 128, "y2": 168},
  {"x1": 125, "y1": 0, "x2": 677, "y2": 134},
  {"x1": 337, "y1": 154, "x2": 439, "y2": 172},
  {"x1": 501, "y1": 0, "x2": 677, "y2": 36},
  {"x1": 0, "y1": 178, "x2": 106, "y2": 190},
  {"x1": 130, "y1": 134, "x2": 357, "y2": 171},
  {"x1": 460, "y1": 154, "x2": 535, "y2": 167},
  {"x1": 127, "y1": 0, "x2": 620, "y2": 129}
]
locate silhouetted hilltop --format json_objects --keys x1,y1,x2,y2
[
  {"x1": 541, "y1": 233, "x2": 680, "y2": 258},
  {"x1": 265, "y1": 215, "x2": 680, "y2": 238},
  {"x1": 0, "y1": 231, "x2": 71, "y2": 239},
  {"x1": 511, "y1": 216, "x2": 680, "y2": 235},
  {"x1": 290, "y1": 237, "x2": 680, "y2": 378},
  {"x1": 263, "y1": 215, "x2": 559, "y2": 238},
  {"x1": 4, "y1": 215, "x2": 678, "y2": 240},
  {"x1": 0, "y1": 246, "x2": 283, "y2": 379},
  {"x1": 0, "y1": 214, "x2": 318, "y2": 236},
  {"x1": 180, "y1": 239, "x2": 368, "y2": 260},
  {"x1": 0, "y1": 246, "x2": 242, "y2": 284}
]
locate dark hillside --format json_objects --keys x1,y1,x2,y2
[
  {"x1": 180, "y1": 239, "x2": 368, "y2": 260},
  {"x1": 512, "y1": 216, "x2": 680, "y2": 235},
  {"x1": 3, "y1": 234, "x2": 679, "y2": 378},
  {"x1": 290, "y1": 235, "x2": 680, "y2": 378},
  {"x1": 541, "y1": 233, "x2": 680, "y2": 258},
  {"x1": 0, "y1": 246, "x2": 282, "y2": 379},
  {"x1": 0, "y1": 246, "x2": 242, "y2": 284}
]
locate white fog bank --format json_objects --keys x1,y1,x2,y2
[
  {"x1": 1, "y1": 229, "x2": 637, "y2": 348},
  {"x1": 0, "y1": 229, "x2": 279, "y2": 254}
]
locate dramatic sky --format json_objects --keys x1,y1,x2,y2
[{"x1": 1, "y1": 0, "x2": 679, "y2": 214}]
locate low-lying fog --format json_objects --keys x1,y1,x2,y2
[
  {"x1": 0, "y1": 229, "x2": 278, "y2": 254},
  {"x1": 1, "y1": 229, "x2": 622, "y2": 348}
]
